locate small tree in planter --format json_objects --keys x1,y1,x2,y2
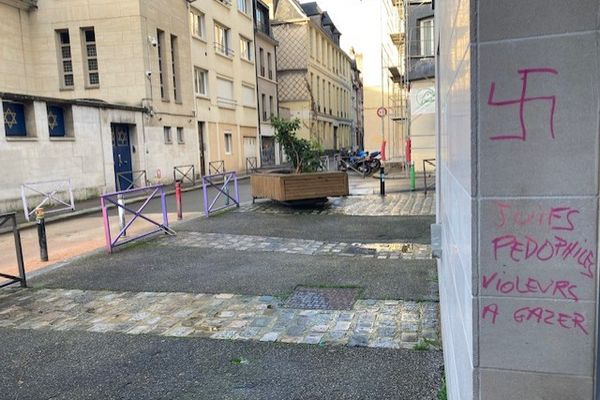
[
  {"x1": 272, "y1": 116, "x2": 322, "y2": 173},
  {"x1": 251, "y1": 117, "x2": 348, "y2": 202}
]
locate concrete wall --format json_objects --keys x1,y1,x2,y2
[
  {"x1": 437, "y1": 1, "x2": 600, "y2": 399},
  {"x1": 0, "y1": 99, "x2": 140, "y2": 212}
]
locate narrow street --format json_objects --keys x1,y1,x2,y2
[{"x1": 0, "y1": 184, "x2": 442, "y2": 399}]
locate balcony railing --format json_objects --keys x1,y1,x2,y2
[
  {"x1": 214, "y1": 42, "x2": 234, "y2": 57},
  {"x1": 216, "y1": 0, "x2": 232, "y2": 6}
]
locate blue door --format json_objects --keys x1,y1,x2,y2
[{"x1": 112, "y1": 124, "x2": 133, "y2": 191}]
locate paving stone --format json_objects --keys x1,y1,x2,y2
[
  {"x1": 303, "y1": 333, "x2": 324, "y2": 345},
  {"x1": 0, "y1": 289, "x2": 439, "y2": 350},
  {"x1": 159, "y1": 232, "x2": 431, "y2": 261},
  {"x1": 260, "y1": 332, "x2": 279, "y2": 342},
  {"x1": 348, "y1": 335, "x2": 369, "y2": 347}
]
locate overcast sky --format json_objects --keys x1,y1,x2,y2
[{"x1": 300, "y1": 0, "x2": 386, "y2": 85}]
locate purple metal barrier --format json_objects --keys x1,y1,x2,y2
[
  {"x1": 100, "y1": 185, "x2": 175, "y2": 253},
  {"x1": 202, "y1": 172, "x2": 240, "y2": 217}
]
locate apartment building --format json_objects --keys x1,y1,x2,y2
[
  {"x1": 360, "y1": 0, "x2": 405, "y2": 158},
  {"x1": 253, "y1": 0, "x2": 280, "y2": 166},
  {"x1": 0, "y1": 0, "x2": 197, "y2": 211},
  {"x1": 190, "y1": 0, "x2": 259, "y2": 174},
  {"x1": 405, "y1": 0, "x2": 435, "y2": 168},
  {"x1": 349, "y1": 51, "x2": 364, "y2": 150},
  {"x1": 267, "y1": 0, "x2": 353, "y2": 152}
]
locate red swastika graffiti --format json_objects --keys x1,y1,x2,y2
[{"x1": 487, "y1": 68, "x2": 558, "y2": 141}]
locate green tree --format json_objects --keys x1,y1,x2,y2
[{"x1": 272, "y1": 116, "x2": 323, "y2": 173}]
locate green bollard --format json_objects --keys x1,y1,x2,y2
[{"x1": 409, "y1": 162, "x2": 416, "y2": 191}]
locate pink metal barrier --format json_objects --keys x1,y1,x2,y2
[{"x1": 100, "y1": 185, "x2": 175, "y2": 253}]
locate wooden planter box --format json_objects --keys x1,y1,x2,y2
[{"x1": 251, "y1": 171, "x2": 349, "y2": 202}]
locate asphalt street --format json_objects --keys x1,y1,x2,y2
[{"x1": 0, "y1": 328, "x2": 443, "y2": 400}]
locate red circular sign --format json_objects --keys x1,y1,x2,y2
[{"x1": 376, "y1": 107, "x2": 387, "y2": 118}]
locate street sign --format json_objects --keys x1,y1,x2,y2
[{"x1": 376, "y1": 107, "x2": 387, "y2": 118}]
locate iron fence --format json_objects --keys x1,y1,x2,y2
[
  {"x1": 173, "y1": 165, "x2": 196, "y2": 187},
  {"x1": 0, "y1": 213, "x2": 26, "y2": 288},
  {"x1": 21, "y1": 178, "x2": 75, "y2": 222},
  {"x1": 423, "y1": 158, "x2": 436, "y2": 195},
  {"x1": 116, "y1": 170, "x2": 148, "y2": 191}
]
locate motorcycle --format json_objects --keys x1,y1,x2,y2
[
  {"x1": 366, "y1": 151, "x2": 382, "y2": 173},
  {"x1": 337, "y1": 149, "x2": 372, "y2": 175}
]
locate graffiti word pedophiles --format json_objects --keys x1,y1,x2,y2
[
  {"x1": 494, "y1": 202, "x2": 579, "y2": 231},
  {"x1": 491, "y1": 234, "x2": 594, "y2": 279},
  {"x1": 481, "y1": 304, "x2": 589, "y2": 335},
  {"x1": 482, "y1": 271, "x2": 579, "y2": 302}
]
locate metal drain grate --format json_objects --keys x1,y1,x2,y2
[{"x1": 284, "y1": 287, "x2": 361, "y2": 310}]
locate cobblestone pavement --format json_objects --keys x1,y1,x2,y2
[
  {"x1": 244, "y1": 192, "x2": 435, "y2": 216},
  {"x1": 160, "y1": 232, "x2": 432, "y2": 260},
  {"x1": 0, "y1": 288, "x2": 439, "y2": 350}
]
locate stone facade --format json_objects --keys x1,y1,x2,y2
[
  {"x1": 0, "y1": 0, "x2": 204, "y2": 211},
  {"x1": 190, "y1": 0, "x2": 259, "y2": 175},
  {"x1": 254, "y1": 0, "x2": 281, "y2": 166},
  {"x1": 268, "y1": 0, "x2": 353, "y2": 152},
  {"x1": 437, "y1": 1, "x2": 600, "y2": 399}
]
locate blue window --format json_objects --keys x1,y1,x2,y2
[
  {"x1": 3, "y1": 101, "x2": 27, "y2": 137},
  {"x1": 47, "y1": 105, "x2": 66, "y2": 137}
]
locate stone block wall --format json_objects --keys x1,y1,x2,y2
[{"x1": 437, "y1": 1, "x2": 600, "y2": 399}]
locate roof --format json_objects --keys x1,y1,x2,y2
[{"x1": 299, "y1": 2, "x2": 321, "y2": 16}]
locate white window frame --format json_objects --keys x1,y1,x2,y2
[
  {"x1": 240, "y1": 36, "x2": 253, "y2": 62},
  {"x1": 237, "y1": 0, "x2": 249, "y2": 14},
  {"x1": 177, "y1": 127, "x2": 184, "y2": 144},
  {"x1": 190, "y1": 10, "x2": 206, "y2": 39},
  {"x1": 194, "y1": 67, "x2": 208, "y2": 97},
  {"x1": 419, "y1": 17, "x2": 434, "y2": 57},
  {"x1": 164, "y1": 126, "x2": 172, "y2": 144},
  {"x1": 214, "y1": 23, "x2": 232, "y2": 56},
  {"x1": 56, "y1": 29, "x2": 74, "y2": 89},
  {"x1": 81, "y1": 27, "x2": 99, "y2": 87},
  {"x1": 224, "y1": 132, "x2": 233, "y2": 154}
]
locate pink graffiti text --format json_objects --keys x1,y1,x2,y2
[
  {"x1": 494, "y1": 202, "x2": 579, "y2": 231},
  {"x1": 491, "y1": 234, "x2": 594, "y2": 279},
  {"x1": 482, "y1": 271, "x2": 579, "y2": 302}
]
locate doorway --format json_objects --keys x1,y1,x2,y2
[
  {"x1": 111, "y1": 124, "x2": 133, "y2": 191},
  {"x1": 333, "y1": 126, "x2": 338, "y2": 151},
  {"x1": 198, "y1": 121, "x2": 207, "y2": 176},
  {"x1": 244, "y1": 136, "x2": 257, "y2": 163}
]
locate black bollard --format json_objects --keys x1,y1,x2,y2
[
  {"x1": 36, "y1": 208, "x2": 49, "y2": 262},
  {"x1": 380, "y1": 166, "x2": 385, "y2": 196}
]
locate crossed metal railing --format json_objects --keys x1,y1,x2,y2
[
  {"x1": 246, "y1": 157, "x2": 258, "y2": 175},
  {"x1": 337, "y1": 157, "x2": 367, "y2": 178},
  {"x1": 319, "y1": 155, "x2": 330, "y2": 171},
  {"x1": 100, "y1": 185, "x2": 175, "y2": 253},
  {"x1": 116, "y1": 170, "x2": 147, "y2": 192},
  {"x1": 0, "y1": 213, "x2": 26, "y2": 288},
  {"x1": 21, "y1": 178, "x2": 75, "y2": 222},
  {"x1": 423, "y1": 158, "x2": 436, "y2": 195},
  {"x1": 173, "y1": 165, "x2": 196, "y2": 187},
  {"x1": 202, "y1": 172, "x2": 240, "y2": 217},
  {"x1": 209, "y1": 160, "x2": 225, "y2": 175}
]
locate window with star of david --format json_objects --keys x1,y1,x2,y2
[
  {"x1": 3, "y1": 101, "x2": 28, "y2": 137},
  {"x1": 47, "y1": 105, "x2": 66, "y2": 137}
]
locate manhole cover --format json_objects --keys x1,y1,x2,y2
[
  {"x1": 284, "y1": 287, "x2": 361, "y2": 310},
  {"x1": 345, "y1": 246, "x2": 377, "y2": 255}
]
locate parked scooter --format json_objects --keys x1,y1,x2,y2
[
  {"x1": 366, "y1": 151, "x2": 382, "y2": 173},
  {"x1": 337, "y1": 149, "x2": 372, "y2": 175}
]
